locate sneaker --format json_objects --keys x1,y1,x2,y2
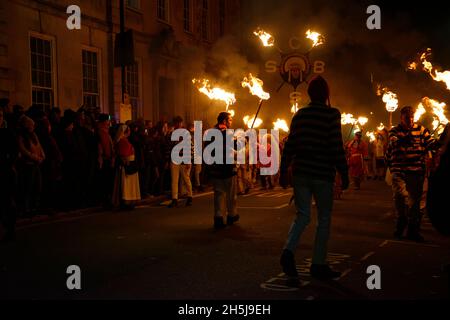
[
  {"x1": 227, "y1": 214, "x2": 240, "y2": 226},
  {"x1": 280, "y1": 249, "x2": 298, "y2": 278},
  {"x1": 186, "y1": 197, "x2": 193, "y2": 207},
  {"x1": 214, "y1": 217, "x2": 226, "y2": 230},
  {"x1": 168, "y1": 199, "x2": 178, "y2": 208},
  {"x1": 310, "y1": 264, "x2": 341, "y2": 280}
]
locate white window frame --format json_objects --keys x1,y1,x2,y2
[
  {"x1": 28, "y1": 31, "x2": 58, "y2": 108},
  {"x1": 81, "y1": 46, "x2": 103, "y2": 112},
  {"x1": 125, "y1": 57, "x2": 143, "y2": 119},
  {"x1": 183, "y1": 0, "x2": 193, "y2": 33}
]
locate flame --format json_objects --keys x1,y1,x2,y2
[
  {"x1": 192, "y1": 79, "x2": 236, "y2": 108},
  {"x1": 427, "y1": 97, "x2": 449, "y2": 127},
  {"x1": 354, "y1": 125, "x2": 361, "y2": 134},
  {"x1": 253, "y1": 28, "x2": 275, "y2": 47},
  {"x1": 306, "y1": 29, "x2": 325, "y2": 48},
  {"x1": 243, "y1": 115, "x2": 263, "y2": 129},
  {"x1": 228, "y1": 109, "x2": 235, "y2": 117},
  {"x1": 366, "y1": 131, "x2": 376, "y2": 142},
  {"x1": 241, "y1": 74, "x2": 270, "y2": 100},
  {"x1": 291, "y1": 103, "x2": 299, "y2": 114},
  {"x1": 418, "y1": 49, "x2": 450, "y2": 91},
  {"x1": 414, "y1": 103, "x2": 426, "y2": 123},
  {"x1": 358, "y1": 117, "x2": 368, "y2": 126},
  {"x1": 341, "y1": 113, "x2": 356, "y2": 125},
  {"x1": 377, "y1": 123, "x2": 385, "y2": 131},
  {"x1": 273, "y1": 119, "x2": 289, "y2": 132},
  {"x1": 378, "y1": 87, "x2": 399, "y2": 112},
  {"x1": 408, "y1": 62, "x2": 418, "y2": 70}
]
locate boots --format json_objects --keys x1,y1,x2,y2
[
  {"x1": 214, "y1": 217, "x2": 226, "y2": 230},
  {"x1": 280, "y1": 249, "x2": 298, "y2": 278}
]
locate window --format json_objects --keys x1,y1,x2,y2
[
  {"x1": 201, "y1": 0, "x2": 209, "y2": 40},
  {"x1": 219, "y1": 0, "x2": 225, "y2": 36},
  {"x1": 82, "y1": 49, "x2": 100, "y2": 110},
  {"x1": 157, "y1": 0, "x2": 169, "y2": 22},
  {"x1": 183, "y1": 0, "x2": 192, "y2": 32},
  {"x1": 126, "y1": 62, "x2": 140, "y2": 119},
  {"x1": 30, "y1": 36, "x2": 54, "y2": 110},
  {"x1": 126, "y1": 0, "x2": 140, "y2": 10}
]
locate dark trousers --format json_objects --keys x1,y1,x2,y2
[
  {"x1": 99, "y1": 160, "x2": 114, "y2": 207},
  {"x1": 392, "y1": 172, "x2": 425, "y2": 235}
]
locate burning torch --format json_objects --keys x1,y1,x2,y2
[{"x1": 241, "y1": 74, "x2": 271, "y2": 129}]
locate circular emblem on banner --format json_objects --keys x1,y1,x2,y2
[{"x1": 280, "y1": 53, "x2": 311, "y2": 89}]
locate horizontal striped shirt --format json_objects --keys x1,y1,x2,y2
[
  {"x1": 386, "y1": 124, "x2": 434, "y2": 173},
  {"x1": 280, "y1": 102, "x2": 348, "y2": 182}
]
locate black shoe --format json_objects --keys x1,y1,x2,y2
[
  {"x1": 310, "y1": 264, "x2": 341, "y2": 280},
  {"x1": 186, "y1": 197, "x2": 193, "y2": 207},
  {"x1": 280, "y1": 249, "x2": 298, "y2": 278},
  {"x1": 227, "y1": 214, "x2": 240, "y2": 226},
  {"x1": 168, "y1": 199, "x2": 178, "y2": 208},
  {"x1": 406, "y1": 233, "x2": 425, "y2": 243},
  {"x1": 214, "y1": 217, "x2": 226, "y2": 230}
]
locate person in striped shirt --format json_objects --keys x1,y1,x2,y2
[
  {"x1": 279, "y1": 75, "x2": 349, "y2": 282},
  {"x1": 386, "y1": 106, "x2": 435, "y2": 242}
]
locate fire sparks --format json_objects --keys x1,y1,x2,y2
[
  {"x1": 377, "y1": 123, "x2": 385, "y2": 131},
  {"x1": 253, "y1": 28, "x2": 275, "y2": 47},
  {"x1": 243, "y1": 115, "x2": 263, "y2": 129},
  {"x1": 291, "y1": 103, "x2": 299, "y2": 114},
  {"x1": 273, "y1": 119, "x2": 289, "y2": 132},
  {"x1": 192, "y1": 79, "x2": 236, "y2": 109},
  {"x1": 306, "y1": 29, "x2": 325, "y2": 48},
  {"x1": 241, "y1": 74, "x2": 270, "y2": 101}
]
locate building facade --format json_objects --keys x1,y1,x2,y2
[{"x1": 0, "y1": 0, "x2": 241, "y2": 122}]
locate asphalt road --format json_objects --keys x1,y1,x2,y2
[{"x1": 1, "y1": 179, "x2": 449, "y2": 300}]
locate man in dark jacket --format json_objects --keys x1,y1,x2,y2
[
  {"x1": 207, "y1": 112, "x2": 239, "y2": 229},
  {"x1": 279, "y1": 75, "x2": 349, "y2": 281}
]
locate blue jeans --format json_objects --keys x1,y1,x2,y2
[{"x1": 284, "y1": 176, "x2": 334, "y2": 264}]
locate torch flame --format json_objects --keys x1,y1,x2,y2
[
  {"x1": 408, "y1": 62, "x2": 418, "y2": 70},
  {"x1": 291, "y1": 103, "x2": 299, "y2": 114},
  {"x1": 377, "y1": 123, "x2": 385, "y2": 131},
  {"x1": 414, "y1": 103, "x2": 426, "y2": 123},
  {"x1": 253, "y1": 28, "x2": 275, "y2": 47},
  {"x1": 243, "y1": 115, "x2": 263, "y2": 129},
  {"x1": 192, "y1": 79, "x2": 236, "y2": 109},
  {"x1": 427, "y1": 97, "x2": 449, "y2": 127},
  {"x1": 378, "y1": 87, "x2": 399, "y2": 113},
  {"x1": 273, "y1": 119, "x2": 289, "y2": 132},
  {"x1": 341, "y1": 113, "x2": 356, "y2": 125},
  {"x1": 306, "y1": 29, "x2": 325, "y2": 48},
  {"x1": 418, "y1": 49, "x2": 450, "y2": 91},
  {"x1": 358, "y1": 117, "x2": 369, "y2": 126},
  {"x1": 228, "y1": 109, "x2": 235, "y2": 117},
  {"x1": 366, "y1": 131, "x2": 376, "y2": 142},
  {"x1": 241, "y1": 74, "x2": 270, "y2": 100}
]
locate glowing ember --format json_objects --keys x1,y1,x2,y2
[
  {"x1": 306, "y1": 29, "x2": 325, "y2": 48},
  {"x1": 192, "y1": 79, "x2": 236, "y2": 109},
  {"x1": 241, "y1": 74, "x2": 270, "y2": 100},
  {"x1": 408, "y1": 62, "x2": 418, "y2": 70},
  {"x1": 273, "y1": 119, "x2": 289, "y2": 132},
  {"x1": 243, "y1": 115, "x2": 263, "y2": 129},
  {"x1": 253, "y1": 28, "x2": 275, "y2": 47},
  {"x1": 377, "y1": 123, "x2": 385, "y2": 131}
]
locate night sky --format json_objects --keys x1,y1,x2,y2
[{"x1": 192, "y1": 0, "x2": 450, "y2": 131}]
